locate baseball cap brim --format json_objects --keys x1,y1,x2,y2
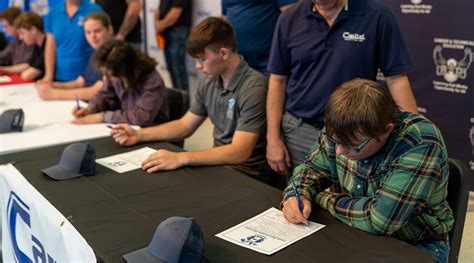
[
  {"x1": 42, "y1": 165, "x2": 83, "y2": 180},
  {"x1": 123, "y1": 248, "x2": 163, "y2": 263}
]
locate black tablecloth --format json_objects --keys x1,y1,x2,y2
[{"x1": 0, "y1": 137, "x2": 436, "y2": 263}]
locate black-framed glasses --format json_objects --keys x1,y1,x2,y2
[{"x1": 322, "y1": 131, "x2": 372, "y2": 153}]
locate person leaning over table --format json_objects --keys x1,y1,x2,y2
[
  {"x1": 110, "y1": 17, "x2": 270, "y2": 184},
  {"x1": 0, "y1": 7, "x2": 33, "y2": 66},
  {"x1": 35, "y1": 12, "x2": 113, "y2": 101},
  {"x1": 71, "y1": 39, "x2": 169, "y2": 127},
  {"x1": 282, "y1": 78, "x2": 453, "y2": 263},
  {"x1": 0, "y1": 12, "x2": 45, "y2": 81}
]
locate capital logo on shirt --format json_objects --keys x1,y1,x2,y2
[{"x1": 342, "y1": 32, "x2": 365, "y2": 42}]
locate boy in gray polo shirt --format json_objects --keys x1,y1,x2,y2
[{"x1": 110, "y1": 17, "x2": 269, "y2": 182}]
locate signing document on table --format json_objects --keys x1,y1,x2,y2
[
  {"x1": 96, "y1": 147, "x2": 156, "y2": 173},
  {"x1": 216, "y1": 207, "x2": 325, "y2": 255}
]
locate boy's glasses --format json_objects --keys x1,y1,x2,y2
[{"x1": 323, "y1": 131, "x2": 372, "y2": 153}]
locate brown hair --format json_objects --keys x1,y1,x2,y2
[
  {"x1": 13, "y1": 12, "x2": 44, "y2": 32},
  {"x1": 0, "y1": 7, "x2": 22, "y2": 25},
  {"x1": 187, "y1": 17, "x2": 236, "y2": 58},
  {"x1": 84, "y1": 11, "x2": 112, "y2": 29},
  {"x1": 324, "y1": 78, "x2": 401, "y2": 146},
  {"x1": 93, "y1": 40, "x2": 157, "y2": 91}
]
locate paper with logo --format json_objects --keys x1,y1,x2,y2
[
  {"x1": 215, "y1": 207, "x2": 325, "y2": 255},
  {"x1": 96, "y1": 147, "x2": 157, "y2": 173},
  {"x1": 0, "y1": 164, "x2": 96, "y2": 262}
]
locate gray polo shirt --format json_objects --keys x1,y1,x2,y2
[{"x1": 189, "y1": 58, "x2": 267, "y2": 176}]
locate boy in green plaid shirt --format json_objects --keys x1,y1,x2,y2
[{"x1": 282, "y1": 78, "x2": 453, "y2": 262}]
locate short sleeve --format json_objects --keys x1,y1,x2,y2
[
  {"x1": 235, "y1": 81, "x2": 267, "y2": 134},
  {"x1": 376, "y1": 9, "x2": 413, "y2": 76},
  {"x1": 267, "y1": 14, "x2": 291, "y2": 75}
]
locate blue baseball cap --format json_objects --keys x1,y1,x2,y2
[
  {"x1": 42, "y1": 142, "x2": 96, "y2": 180},
  {"x1": 0, "y1": 109, "x2": 24, "y2": 133},
  {"x1": 123, "y1": 216, "x2": 204, "y2": 263}
]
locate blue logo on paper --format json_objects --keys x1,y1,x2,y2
[
  {"x1": 226, "y1": 98, "x2": 236, "y2": 119},
  {"x1": 7, "y1": 191, "x2": 56, "y2": 263},
  {"x1": 240, "y1": 234, "x2": 266, "y2": 246}
]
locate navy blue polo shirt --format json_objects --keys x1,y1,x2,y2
[
  {"x1": 44, "y1": 0, "x2": 101, "y2": 81},
  {"x1": 267, "y1": 0, "x2": 412, "y2": 123},
  {"x1": 222, "y1": 0, "x2": 296, "y2": 75}
]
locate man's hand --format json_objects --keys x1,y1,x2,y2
[
  {"x1": 141, "y1": 149, "x2": 187, "y2": 173},
  {"x1": 72, "y1": 112, "x2": 103, "y2": 125},
  {"x1": 154, "y1": 20, "x2": 165, "y2": 33},
  {"x1": 266, "y1": 138, "x2": 292, "y2": 175},
  {"x1": 110, "y1": 124, "x2": 141, "y2": 146},
  {"x1": 282, "y1": 196, "x2": 312, "y2": 224}
]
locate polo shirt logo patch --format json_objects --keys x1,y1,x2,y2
[
  {"x1": 226, "y1": 98, "x2": 236, "y2": 119},
  {"x1": 78, "y1": 16, "x2": 85, "y2": 26},
  {"x1": 342, "y1": 32, "x2": 366, "y2": 42}
]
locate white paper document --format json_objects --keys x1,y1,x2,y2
[
  {"x1": 216, "y1": 207, "x2": 325, "y2": 255},
  {"x1": 0, "y1": 75, "x2": 12, "y2": 83},
  {"x1": 96, "y1": 147, "x2": 157, "y2": 173}
]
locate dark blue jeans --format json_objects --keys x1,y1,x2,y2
[
  {"x1": 410, "y1": 238, "x2": 450, "y2": 263},
  {"x1": 164, "y1": 27, "x2": 190, "y2": 91}
]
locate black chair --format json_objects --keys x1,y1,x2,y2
[
  {"x1": 447, "y1": 158, "x2": 470, "y2": 263},
  {"x1": 165, "y1": 88, "x2": 189, "y2": 148}
]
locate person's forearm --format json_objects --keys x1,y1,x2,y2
[
  {"x1": 179, "y1": 143, "x2": 252, "y2": 166},
  {"x1": 0, "y1": 63, "x2": 29, "y2": 74},
  {"x1": 118, "y1": 4, "x2": 140, "y2": 38},
  {"x1": 52, "y1": 77, "x2": 84, "y2": 89},
  {"x1": 267, "y1": 75, "x2": 287, "y2": 141},
  {"x1": 48, "y1": 81, "x2": 102, "y2": 100},
  {"x1": 157, "y1": 8, "x2": 183, "y2": 30},
  {"x1": 43, "y1": 35, "x2": 56, "y2": 81},
  {"x1": 386, "y1": 74, "x2": 418, "y2": 113},
  {"x1": 139, "y1": 119, "x2": 194, "y2": 142}
]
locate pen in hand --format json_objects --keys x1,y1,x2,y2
[
  {"x1": 75, "y1": 95, "x2": 81, "y2": 110},
  {"x1": 291, "y1": 181, "x2": 308, "y2": 226}
]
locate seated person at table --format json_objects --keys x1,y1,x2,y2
[
  {"x1": 0, "y1": 7, "x2": 33, "y2": 67},
  {"x1": 36, "y1": 12, "x2": 113, "y2": 101},
  {"x1": 0, "y1": 12, "x2": 45, "y2": 80},
  {"x1": 72, "y1": 39, "x2": 169, "y2": 127},
  {"x1": 282, "y1": 79, "x2": 453, "y2": 262},
  {"x1": 110, "y1": 17, "x2": 269, "y2": 182}
]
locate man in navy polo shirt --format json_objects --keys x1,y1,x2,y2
[
  {"x1": 266, "y1": 0, "x2": 418, "y2": 178},
  {"x1": 42, "y1": 0, "x2": 101, "y2": 82}
]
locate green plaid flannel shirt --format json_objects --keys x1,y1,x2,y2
[{"x1": 283, "y1": 112, "x2": 453, "y2": 241}]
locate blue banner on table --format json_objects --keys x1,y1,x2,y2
[{"x1": 380, "y1": 0, "x2": 474, "y2": 189}]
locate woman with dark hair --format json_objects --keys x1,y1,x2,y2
[{"x1": 72, "y1": 39, "x2": 169, "y2": 127}]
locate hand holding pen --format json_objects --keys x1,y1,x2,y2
[{"x1": 282, "y1": 182, "x2": 311, "y2": 225}]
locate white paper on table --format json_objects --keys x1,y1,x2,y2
[
  {"x1": 0, "y1": 75, "x2": 12, "y2": 83},
  {"x1": 216, "y1": 207, "x2": 325, "y2": 255},
  {"x1": 95, "y1": 147, "x2": 157, "y2": 173}
]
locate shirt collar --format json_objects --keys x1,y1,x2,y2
[
  {"x1": 220, "y1": 56, "x2": 249, "y2": 92},
  {"x1": 304, "y1": 0, "x2": 367, "y2": 19}
]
